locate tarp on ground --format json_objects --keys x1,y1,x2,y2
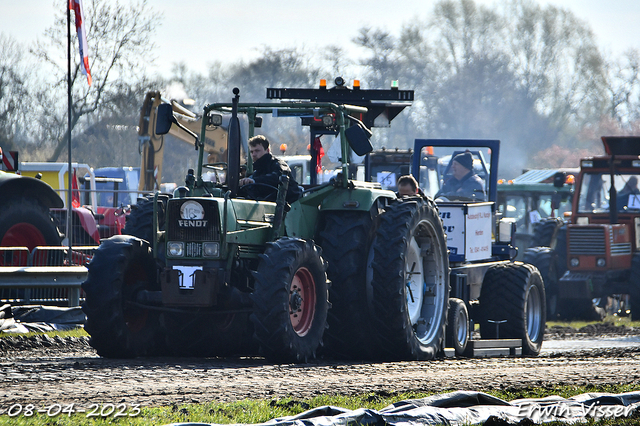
[
  {"x1": 0, "y1": 304, "x2": 85, "y2": 333},
  {"x1": 164, "y1": 391, "x2": 640, "y2": 426}
]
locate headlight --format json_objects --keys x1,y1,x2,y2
[
  {"x1": 576, "y1": 217, "x2": 589, "y2": 225},
  {"x1": 596, "y1": 258, "x2": 606, "y2": 267},
  {"x1": 167, "y1": 241, "x2": 184, "y2": 257},
  {"x1": 570, "y1": 258, "x2": 580, "y2": 267},
  {"x1": 203, "y1": 242, "x2": 219, "y2": 257}
]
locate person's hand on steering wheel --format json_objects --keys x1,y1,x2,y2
[{"x1": 239, "y1": 177, "x2": 255, "y2": 186}]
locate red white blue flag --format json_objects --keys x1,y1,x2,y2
[{"x1": 69, "y1": 0, "x2": 92, "y2": 85}]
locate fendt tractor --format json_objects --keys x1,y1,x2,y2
[
  {"x1": 411, "y1": 140, "x2": 546, "y2": 357},
  {"x1": 527, "y1": 136, "x2": 640, "y2": 320},
  {"x1": 82, "y1": 79, "x2": 545, "y2": 362}
]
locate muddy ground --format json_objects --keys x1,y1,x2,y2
[{"x1": 1, "y1": 323, "x2": 640, "y2": 413}]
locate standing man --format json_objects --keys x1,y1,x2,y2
[
  {"x1": 435, "y1": 151, "x2": 485, "y2": 201},
  {"x1": 239, "y1": 135, "x2": 302, "y2": 202}
]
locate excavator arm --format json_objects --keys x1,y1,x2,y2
[{"x1": 137, "y1": 91, "x2": 230, "y2": 191}]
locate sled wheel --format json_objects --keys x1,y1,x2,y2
[
  {"x1": 446, "y1": 298, "x2": 469, "y2": 357},
  {"x1": 251, "y1": 238, "x2": 329, "y2": 363},
  {"x1": 82, "y1": 235, "x2": 165, "y2": 358},
  {"x1": 479, "y1": 263, "x2": 546, "y2": 356},
  {"x1": 368, "y1": 198, "x2": 449, "y2": 360}
]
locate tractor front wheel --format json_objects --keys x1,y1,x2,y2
[
  {"x1": 250, "y1": 238, "x2": 329, "y2": 363},
  {"x1": 82, "y1": 235, "x2": 165, "y2": 358}
]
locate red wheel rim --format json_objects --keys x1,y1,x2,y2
[
  {"x1": 1, "y1": 223, "x2": 47, "y2": 251},
  {"x1": 289, "y1": 267, "x2": 316, "y2": 336}
]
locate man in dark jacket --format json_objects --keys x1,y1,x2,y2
[
  {"x1": 239, "y1": 135, "x2": 303, "y2": 202},
  {"x1": 435, "y1": 151, "x2": 485, "y2": 201}
]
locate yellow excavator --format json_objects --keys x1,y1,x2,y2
[{"x1": 137, "y1": 91, "x2": 231, "y2": 191}]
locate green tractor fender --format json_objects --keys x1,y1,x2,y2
[
  {"x1": 0, "y1": 171, "x2": 64, "y2": 208},
  {"x1": 285, "y1": 185, "x2": 396, "y2": 239}
]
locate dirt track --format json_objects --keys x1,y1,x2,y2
[{"x1": 1, "y1": 325, "x2": 640, "y2": 412}]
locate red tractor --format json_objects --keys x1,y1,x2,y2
[{"x1": 529, "y1": 137, "x2": 640, "y2": 319}]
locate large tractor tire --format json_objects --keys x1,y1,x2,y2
[
  {"x1": 445, "y1": 298, "x2": 469, "y2": 357},
  {"x1": 630, "y1": 254, "x2": 640, "y2": 320},
  {"x1": 0, "y1": 197, "x2": 61, "y2": 251},
  {"x1": 123, "y1": 194, "x2": 170, "y2": 243},
  {"x1": 82, "y1": 235, "x2": 165, "y2": 358},
  {"x1": 523, "y1": 247, "x2": 559, "y2": 319},
  {"x1": 478, "y1": 263, "x2": 546, "y2": 356},
  {"x1": 319, "y1": 211, "x2": 377, "y2": 359},
  {"x1": 554, "y1": 224, "x2": 568, "y2": 276},
  {"x1": 250, "y1": 237, "x2": 329, "y2": 363},
  {"x1": 368, "y1": 198, "x2": 450, "y2": 361},
  {"x1": 530, "y1": 218, "x2": 562, "y2": 248}
]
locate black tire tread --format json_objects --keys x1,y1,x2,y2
[
  {"x1": 478, "y1": 262, "x2": 546, "y2": 356},
  {"x1": 82, "y1": 235, "x2": 164, "y2": 358},
  {"x1": 319, "y1": 212, "x2": 376, "y2": 359},
  {"x1": 369, "y1": 198, "x2": 449, "y2": 361},
  {"x1": 250, "y1": 237, "x2": 329, "y2": 363}
]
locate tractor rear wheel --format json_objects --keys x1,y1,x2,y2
[
  {"x1": 319, "y1": 211, "x2": 377, "y2": 359},
  {"x1": 82, "y1": 235, "x2": 165, "y2": 358},
  {"x1": 530, "y1": 218, "x2": 562, "y2": 247},
  {"x1": 368, "y1": 198, "x2": 449, "y2": 360},
  {"x1": 250, "y1": 238, "x2": 329, "y2": 363},
  {"x1": 123, "y1": 194, "x2": 170, "y2": 243},
  {"x1": 630, "y1": 254, "x2": 640, "y2": 320},
  {"x1": 0, "y1": 197, "x2": 61, "y2": 251},
  {"x1": 478, "y1": 263, "x2": 546, "y2": 356}
]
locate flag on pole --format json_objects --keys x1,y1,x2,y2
[
  {"x1": 69, "y1": 0, "x2": 92, "y2": 86},
  {"x1": 71, "y1": 169, "x2": 81, "y2": 208}
]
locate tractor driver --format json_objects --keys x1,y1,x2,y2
[
  {"x1": 435, "y1": 151, "x2": 486, "y2": 201},
  {"x1": 396, "y1": 175, "x2": 425, "y2": 198},
  {"x1": 239, "y1": 135, "x2": 303, "y2": 202}
]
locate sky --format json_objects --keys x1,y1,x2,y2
[{"x1": 1, "y1": 0, "x2": 639, "y2": 77}]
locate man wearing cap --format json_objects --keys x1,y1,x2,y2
[{"x1": 435, "y1": 151, "x2": 486, "y2": 201}]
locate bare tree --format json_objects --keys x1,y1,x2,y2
[
  {"x1": 504, "y1": 0, "x2": 607, "y2": 128},
  {"x1": 28, "y1": 0, "x2": 161, "y2": 162},
  {"x1": 0, "y1": 35, "x2": 29, "y2": 151},
  {"x1": 604, "y1": 49, "x2": 640, "y2": 126}
]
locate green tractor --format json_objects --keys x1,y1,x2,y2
[{"x1": 82, "y1": 80, "x2": 450, "y2": 362}]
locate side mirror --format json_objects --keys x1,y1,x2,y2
[{"x1": 156, "y1": 103, "x2": 175, "y2": 135}]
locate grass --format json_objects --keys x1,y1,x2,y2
[
  {"x1": 0, "y1": 327, "x2": 88, "y2": 340},
  {"x1": 1, "y1": 384, "x2": 639, "y2": 425},
  {"x1": 547, "y1": 315, "x2": 640, "y2": 330}
]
